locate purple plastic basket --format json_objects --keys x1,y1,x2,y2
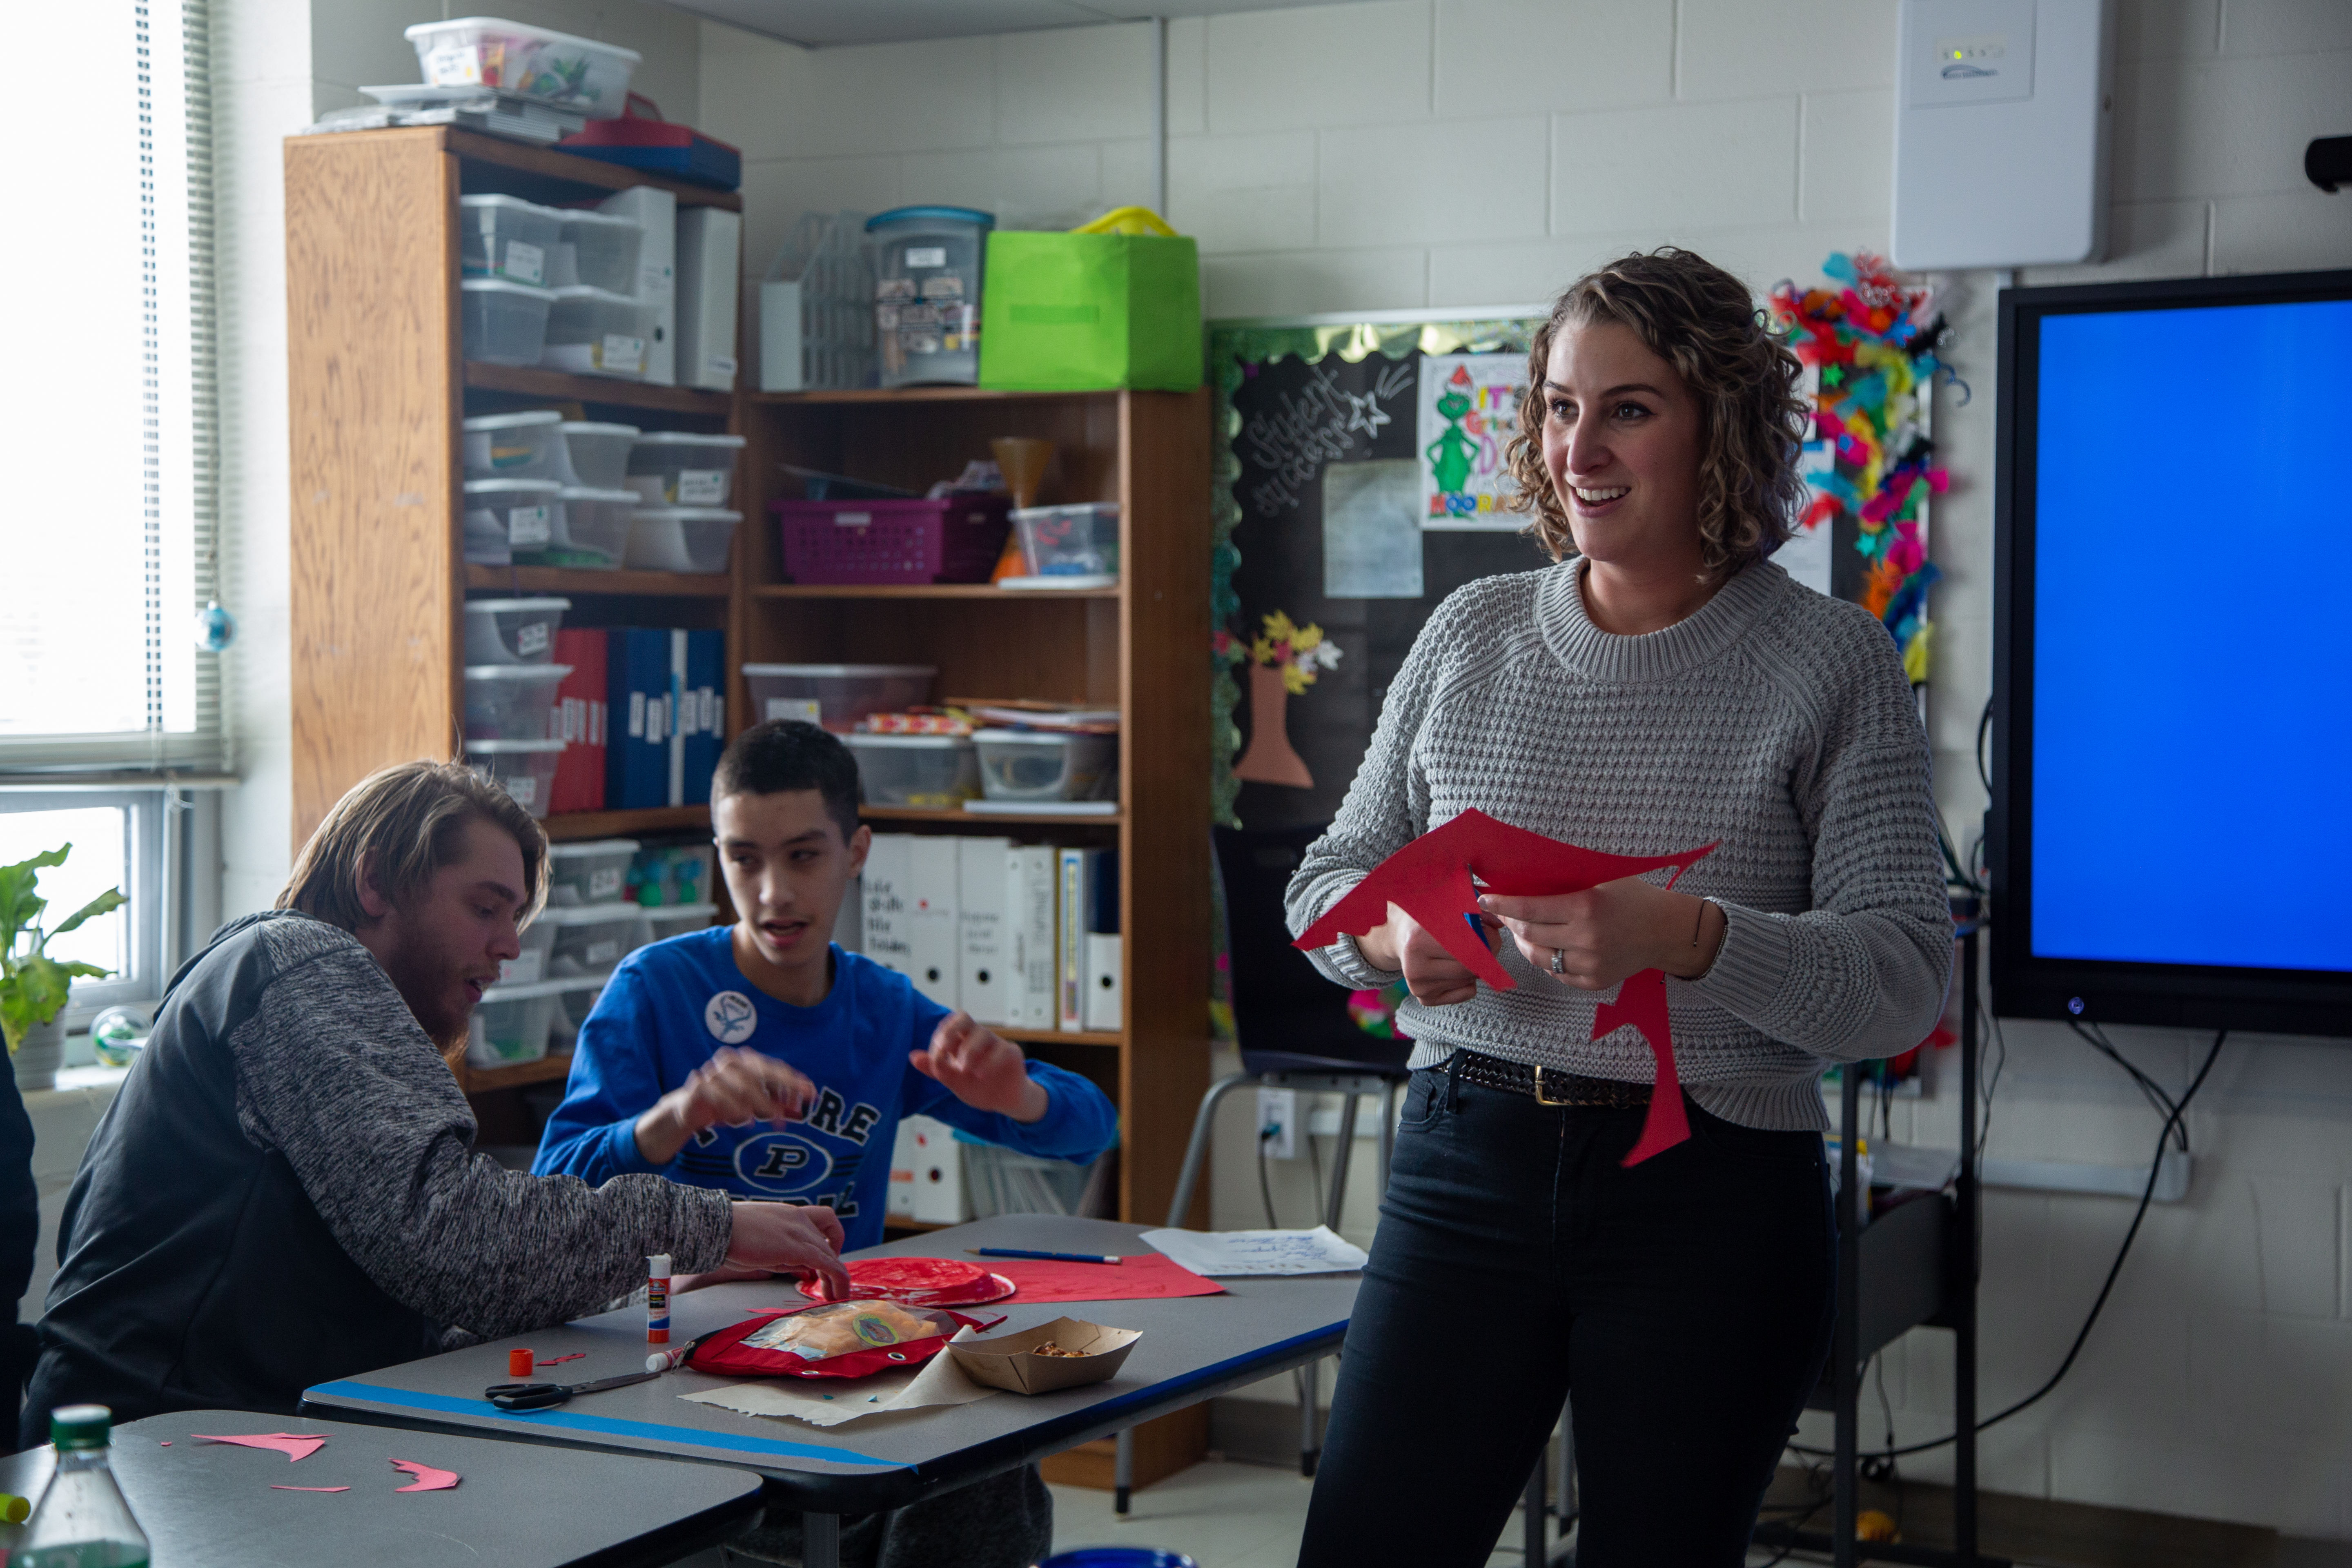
[{"x1": 775, "y1": 495, "x2": 1012, "y2": 585}]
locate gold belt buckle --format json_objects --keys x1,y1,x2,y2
[{"x1": 1532, "y1": 1065, "x2": 1572, "y2": 1107}]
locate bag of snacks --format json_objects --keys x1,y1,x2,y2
[{"x1": 688, "y1": 1300, "x2": 1005, "y2": 1381}]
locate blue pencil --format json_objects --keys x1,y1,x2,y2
[{"x1": 967, "y1": 1247, "x2": 1122, "y2": 1265}]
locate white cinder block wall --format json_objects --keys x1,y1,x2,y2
[{"x1": 698, "y1": 0, "x2": 2352, "y2": 1537}]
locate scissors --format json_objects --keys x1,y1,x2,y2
[{"x1": 485, "y1": 1369, "x2": 664, "y2": 1411}]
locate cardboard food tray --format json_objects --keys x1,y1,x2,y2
[{"x1": 944, "y1": 1317, "x2": 1140, "y2": 1395}]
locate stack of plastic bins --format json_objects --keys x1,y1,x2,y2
[
  {"x1": 466, "y1": 977, "x2": 575, "y2": 1069},
  {"x1": 626, "y1": 432, "x2": 748, "y2": 506},
  {"x1": 501, "y1": 918, "x2": 559, "y2": 986},
  {"x1": 626, "y1": 508, "x2": 740, "y2": 573},
  {"x1": 739, "y1": 664, "x2": 935, "y2": 731},
  {"x1": 466, "y1": 739, "x2": 565, "y2": 818},
  {"x1": 530, "y1": 488, "x2": 637, "y2": 569},
  {"x1": 642, "y1": 903, "x2": 720, "y2": 942},
  {"x1": 557, "y1": 421, "x2": 640, "y2": 488},
  {"x1": 462, "y1": 410, "x2": 565, "y2": 479},
  {"x1": 544, "y1": 839, "x2": 641, "y2": 908},
  {"x1": 464, "y1": 663, "x2": 570, "y2": 743},
  {"x1": 540, "y1": 902, "x2": 650, "y2": 980},
  {"x1": 461, "y1": 279, "x2": 556, "y2": 365},
  {"x1": 463, "y1": 597, "x2": 568, "y2": 664},
  {"x1": 458, "y1": 195, "x2": 561, "y2": 286},
  {"x1": 544, "y1": 286, "x2": 652, "y2": 379},
  {"x1": 463, "y1": 479, "x2": 563, "y2": 566}
]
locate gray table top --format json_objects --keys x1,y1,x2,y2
[
  {"x1": 303, "y1": 1215, "x2": 1359, "y2": 1513},
  {"x1": 0, "y1": 1409, "x2": 762, "y2": 1568}
]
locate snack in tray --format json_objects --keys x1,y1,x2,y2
[
  {"x1": 744, "y1": 1301, "x2": 945, "y2": 1361},
  {"x1": 1030, "y1": 1341, "x2": 1086, "y2": 1358}
]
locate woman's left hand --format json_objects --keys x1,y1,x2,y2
[{"x1": 1478, "y1": 878, "x2": 1724, "y2": 990}]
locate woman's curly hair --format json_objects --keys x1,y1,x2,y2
[{"x1": 1505, "y1": 248, "x2": 1810, "y2": 579}]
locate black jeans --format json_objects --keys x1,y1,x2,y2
[{"x1": 1297, "y1": 1062, "x2": 1834, "y2": 1568}]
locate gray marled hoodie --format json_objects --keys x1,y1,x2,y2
[{"x1": 25, "y1": 909, "x2": 731, "y2": 1434}]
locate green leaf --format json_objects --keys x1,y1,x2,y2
[
  {"x1": 50, "y1": 887, "x2": 125, "y2": 940},
  {"x1": 0, "y1": 845, "x2": 72, "y2": 958}
]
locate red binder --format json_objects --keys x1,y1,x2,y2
[{"x1": 548, "y1": 629, "x2": 607, "y2": 815}]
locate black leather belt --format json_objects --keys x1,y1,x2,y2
[{"x1": 1448, "y1": 1048, "x2": 1652, "y2": 1108}]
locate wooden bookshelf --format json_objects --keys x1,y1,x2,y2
[
  {"x1": 465, "y1": 565, "x2": 731, "y2": 598},
  {"x1": 453, "y1": 1051, "x2": 574, "y2": 1096}
]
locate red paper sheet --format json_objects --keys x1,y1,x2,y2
[
  {"x1": 978, "y1": 1252, "x2": 1224, "y2": 1304},
  {"x1": 390, "y1": 1459, "x2": 460, "y2": 1492},
  {"x1": 271, "y1": 1486, "x2": 350, "y2": 1493},
  {"x1": 1293, "y1": 808, "x2": 1717, "y2": 1167},
  {"x1": 193, "y1": 1433, "x2": 326, "y2": 1463}
]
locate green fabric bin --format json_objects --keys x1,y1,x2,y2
[{"x1": 978, "y1": 230, "x2": 1202, "y2": 392}]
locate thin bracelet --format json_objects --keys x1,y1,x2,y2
[{"x1": 1691, "y1": 896, "x2": 1710, "y2": 947}]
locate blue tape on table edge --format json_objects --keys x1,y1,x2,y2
[{"x1": 305, "y1": 1380, "x2": 895, "y2": 1467}]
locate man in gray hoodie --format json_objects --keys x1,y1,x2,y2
[{"x1": 24, "y1": 760, "x2": 847, "y2": 1443}]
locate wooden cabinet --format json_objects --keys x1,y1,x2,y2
[{"x1": 285, "y1": 129, "x2": 1212, "y2": 1224}]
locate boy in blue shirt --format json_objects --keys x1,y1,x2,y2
[
  {"x1": 535, "y1": 720, "x2": 1117, "y2": 1248},
  {"x1": 535, "y1": 720, "x2": 1115, "y2": 1568}
]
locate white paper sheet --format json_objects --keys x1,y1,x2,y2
[
  {"x1": 679, "y1": 1327, "x2": 1001, "y2": 1428},
  {"x1": 1139, "y1": 1225, "x2": 1369, "y2": 1277}
]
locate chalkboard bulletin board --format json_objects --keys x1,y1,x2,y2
[{"x1": 1209, "y1": 316, "x2": 1552, "y2": 832}]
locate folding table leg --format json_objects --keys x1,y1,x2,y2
[
  {"x1": 1297, "y1": 1361, "x2": 1320, "y2": 1477},
  {"x1": 1522, "y1": 1453, "x2": 1547, "y2": 1563},
  {"x1": 800, "y1": 1511, "x2": 841, "y2": 1568},
  {"x1": 1115, "y1": 1425, "x2": 1135, "y2": 1515}
]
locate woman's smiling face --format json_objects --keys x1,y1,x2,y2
[{"x1": 1539, "y1": 318, "x2": 1706, "y2": 577}]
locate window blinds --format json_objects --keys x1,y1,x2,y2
[{"x1": 0, "y1": 1, "x2": 225, "y2": 775}]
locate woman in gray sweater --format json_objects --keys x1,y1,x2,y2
[{"x1": 1287, "y1": 249, "x2": 1953, "y2": 1567}]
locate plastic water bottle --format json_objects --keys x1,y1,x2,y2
[{"x1": 18, "y1": 1405, "x2": 150, "y2": 1568}]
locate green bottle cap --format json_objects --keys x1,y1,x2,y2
[{"x1": 49, "y1": 1404, "x2": 112, "y2": 1450}]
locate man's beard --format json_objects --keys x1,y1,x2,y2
[{"x1": 377, "y1": 936, "x2": 472, "y2": 1056}]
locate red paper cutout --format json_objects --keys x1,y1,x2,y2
[
  {"x1": 968, "y1": 1253, "x2": 1223, "y2": 1304},
  {"x1": 193, "y1": 1433, "x2": 327, "y2": 1463},
  {"x1": 796, "y1": 1256, "x2": 1014, "y2": 1307},
  {"x1": 538, "y1": 1352, "x2": 586, "y2": 1366},
  {"x1": 390, "y1": 1459, "x2": 460, "y2": 1492},
  {"x1": 270, "y1": 1486, "x2": 350, "y2": 1493},
  {"x1": 1293, "y1": 808, "x2": 1718, "y2": 1166}
]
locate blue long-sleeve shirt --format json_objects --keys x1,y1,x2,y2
[{"x1": 532, "y1": 929, "x2": 1118, "y2": 1250}]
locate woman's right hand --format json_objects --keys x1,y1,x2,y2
[
  {"x1": 724, "y1": 1200, "x2": 851, "y2": 1301},
  {"x1": 1357, "y1": 901, "x2": 1486, "y2": 1006}
]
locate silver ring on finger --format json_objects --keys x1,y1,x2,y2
[{"x1": 1550, "y1": 947, "x2": 1566, "y2": 976}]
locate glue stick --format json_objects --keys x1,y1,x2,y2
[{"x1": 647, "y1": 1254, "x2": 671, "y2": 1346}]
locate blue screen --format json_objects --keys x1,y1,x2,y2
[{"x1": 2030, "y1": 299, "x2": 2352, "y2": 971}]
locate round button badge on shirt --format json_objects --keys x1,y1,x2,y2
[{"x1": 704, "y1": 990, "x2": 757, "y2": 1044}]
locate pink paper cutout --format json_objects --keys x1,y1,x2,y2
[
  {"x1": 390, "y1": 1459, "x2": 461, "y2": 1492},
  {"x1": 270, "y1": 1485, "x2": 350, "y2": 1492},
  {"x1": 158, "y1": 1441, "x2": 169, "y2": 1446},
  {"x1": 539, "y1": 1352, "x2": 586, "y2": 1366},
  {"x1": 193, "y1": 1433, "x2": 327, "y2": 1463},
  {"x1": 1294, "y1": 808, "x2": 1718, "y2": 1166}
]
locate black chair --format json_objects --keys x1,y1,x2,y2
[{"x1": 1114, "y1": 826, "x2": 1413, "y2": 1512}]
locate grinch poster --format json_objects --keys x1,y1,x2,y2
[{"x1": 1416, "y1": 352, "x2": 1528, "y2": 530}]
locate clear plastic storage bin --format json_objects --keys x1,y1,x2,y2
[
  {"x1": 741, "y1": 664, "x2": 935, "y2": 731},
  {"x1": 1011, "y1": 503, "x2": 1121, "y2": 583},
  {"x1": 625, "y1": 506, "x2": 740, "y2": 573},
  {"x1": 462, "y1": 410, "x2": 564, "y2": 480},
  {"x1": 464, "y1": 663, "x2": 570, "y2": 742},
  {"x1": 467, "y1": 977, "x2": 569, "y2": 1067},
  {"x1": 866, "y1": 207, "x2": 993, "y2": 388},
  {"x1": 466, "y1": 738, "x2": 565, "y2": 817},
  {"x1": 844, "y1": 733, "x2": 981, "y2": 808},
  {"x1": 630, "y1": 844, "x2": 714, "y2": 907},
  {"x1": 543, "y1": 286, "x2": 652, "y2": 378},
  {"x1": 461, "y1": 278, "x2": 557, "y2": 366},
  {"x1": 546, "y1": 838, "x2": 641, "y2": 906},
  {"x1": 406, "y1": 17, "x2": 641, "y2": 117},
  {"x1": 644, "y1": 902, "x2": 720, "y2": 942},
  {"x1": 462, "y1": 479, "x2": 563, "y2": 566},
  {"x1": 521, "y1": 487, "x2": 636, "y2": 569},
  {"x1": 626, "y1": 432, "x2": 748, "y2": 506},
  {"x1": 540, "y1": 902, "x2": 648, "y2": 977},
  {"x1": 500, "y1": 918, "x2": 559, "y2": 986},
  {"x1": 558, "y1": 421, "x2": 639, "y2": 489},
  {"x1": 973, "y1": 729, "x2": 1118, "y2": 802},
  {"x1": 557, "y1": 209, "x2": 644, "y2": 295},
  {"x1": 548, "y1": 975, "x2": 608, "y2": 1049},
  {"x1": 463, "y1": 597, "x2": 568, "y2": 664},
  {"x1": 458, "y1": 194, "x2": 561, "y2": 285}
]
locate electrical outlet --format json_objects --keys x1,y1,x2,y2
[{"x1": 1256, "y1": 1087, "x2": 1297, "y2": 1160}]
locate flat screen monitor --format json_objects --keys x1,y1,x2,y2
[{"x1": 1992, "y1": 268, "x2": 2352, "y2": 1036}]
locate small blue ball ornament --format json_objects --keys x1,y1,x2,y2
[
  {"x1": 194, "y1": 600, "x2": 238, "y2": 653},
  {"x1": 91, "y1": 1007, "x2": 148, "y2": 1067}
]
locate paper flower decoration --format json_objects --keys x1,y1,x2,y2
[{"x1": 1228, "y1": 611, "x2": 1343, "y2": 789}]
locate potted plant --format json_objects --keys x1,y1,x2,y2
[{"x1": 1, "y1": 846, "x2": 125, "y2": 1092}]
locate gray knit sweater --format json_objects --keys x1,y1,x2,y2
[{"x1": 1287, "y1": 557, "x2": 1953, "y2": 1131}]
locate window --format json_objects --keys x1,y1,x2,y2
[
  {"x1": 0, "y1": 1, "x2": 224, "y2": 773},
  {"x1": 0, "y1": 795, "x2": 167, "y2": 1026}
]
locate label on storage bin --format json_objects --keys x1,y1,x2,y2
[
  {"x1": 426, "y1": 43, "x2": 483, "y2": 85},
  {"x1": 920, "y1": 275, "x2": 964, "y2": 301},
  {"x1": 766, "y1": 698, "x2": 822, "y2": 726},
  {"x1": 514, "y1": 621, "x2": 551, "y2": 657},
  {"x1": 506, "y1": 505, "x2": 552, "y2": 546},
  {"x1": 831, "y1": 511, "x2": 873, "y2": 528},
  {"x1": 588, "y1": 867, "x2": 624, "y2": 900},
  {"x1": 876, "y1": 278, "x2": 917, "y2": 302},
  {"x1": 584, "y1": 938, "x2": 621, "y2": 967},
  {"x1": 905, "y1": 247, "x2": 948, "y2": 269},
  {"x1": 708, "y1": 354, "x2": 737, "y2": 377},
  {"x1": 500, "y1": 951, "x2": 545, "y2": 984},
  {"x1": 501, "y1": 240, "x2": 546, "y2": 286},
  {"x1": 598, "y1": 334, "x2": 648, "y2": 374},
  {"x1": 676, "y1": 469, "x2": 727, "y2": 505},
  {"x1": 504, "y1": 773, "x2": 536, "y2": 806},
  {"x1": 899, "y1": 330, "x2": 943, "y2": 356}
]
